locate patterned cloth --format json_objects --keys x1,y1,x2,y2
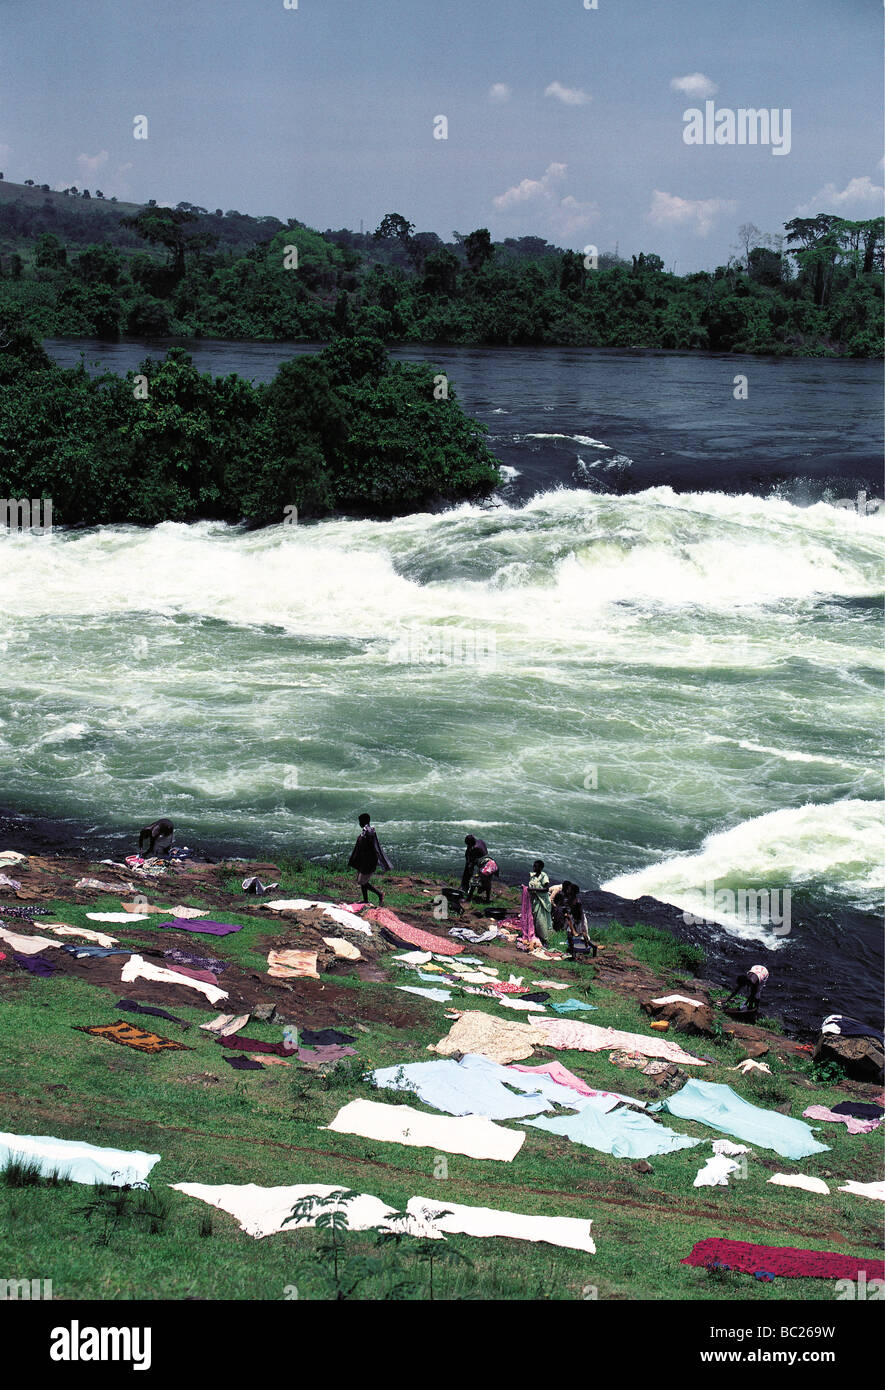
[
  {"x1": 74, "y1": 1020, "x2": 191, "y2": 1053},
  {"x1": 365, "y1": 908, "x2": 464, "y2": 956}
]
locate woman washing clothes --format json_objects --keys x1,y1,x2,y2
[{"x1": 527, "y1": 859, "x2": 553, "y2": 944}]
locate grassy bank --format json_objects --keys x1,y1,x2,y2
[{"x1": 0, "y1": 852, "x2": 881, "y2": 1301}]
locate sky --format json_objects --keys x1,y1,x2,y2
[{"x1": 1, "y1": 0, "x2": 882, "y2": 271}]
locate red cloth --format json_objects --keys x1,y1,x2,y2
[
  {"x1": 682, "y1": 1238, "x2": 885, "y2": 1280},
  {"x1": 167, "y1": 963, "x2": 218, "y2": 985},
  {"x1": 365, "y1": 907, "x2": 464, "y2": 956}
]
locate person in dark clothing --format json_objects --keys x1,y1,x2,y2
[
  {"x1": 348, "y1": 812, "x2": 392, "y2": 905},
  {"x1": 460, "y1": 834, "x2": 488, "y2": 894},
  {"x1": 563, "y1": 882, "x2": 597, "y2": 958},
  {"x1": 138, "y1": 818, "x2": 174, "y2": 858}
]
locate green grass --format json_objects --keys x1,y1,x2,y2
[{"x1": 0, "y1": 866, "x2": 881, "y2": 1301}]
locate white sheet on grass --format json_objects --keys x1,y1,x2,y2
[
  {"x1": 0, "y1": 1132, "x2": 159, "y2": 1186},
  {"x1": 323, "y1": 1098, "x2": 525, "y2": 1161}
]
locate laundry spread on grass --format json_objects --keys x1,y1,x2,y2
[
  {"x1": 838, "y1": 1180, "x2": 885, "y2": 1202},
  {"x1": 322, "y1": 937, "x2": 362, "y2": 960},
  {"x1": 528, "y1": 1104, "x2": 702, "y2": 1159},
  {"x1": 681, "y1": 1237, "x2": 884, "y2": 1281},
  {"x1": 428, "y1": 1011, "x2": 546, "y2": 1064},
  {"x1": 324, "y1": 1098, "x2": 525, "y2": 1161},
  {"x1": 117, "y1": 999, "x2": 191, "y2": 1029},
  {"x1": 534, "y1": 1019, "x2": 708, "y2": 1065},
  {"x1": 652, "y1": 1080, "x2": 828, "y2": 1159},
  {"x1": 157, "y1": 919, "x2": 243, "y2": 937},
  {"x1": 120, "y1": 954, "x2": 228, "y2": 1004},
  {"x1": 225, "y1": 1055, "x2": 263, "y2": 1071},
  {"x1": 0, "y1": 926, "x2": 62, "y2": 954},
  {"x1": 261, "y1": 900, "x2": 373, "y2": 936},
  {"x1": 768, "y1": 1173, "x2": 830, "y2": 1194},
  {"x1": 397, "y1": 985, "x2": 452, "y2": 1002},
  {"x1": 370, "y1": 1054, "x2": 614, "y2": 1121},
  {"x1": 170, "y1": 1181, "x2": 596, "y2": 1252},
  {"x1": 0, "y1": 1133, "x2": 160, "y2": 1187},
  {"x1": 45, "y1": 924, "x2": 119, "y2": 948},
  {"x1": 86, "y1": 912, "x2": 149, "y2": 923},
  {"x1": 366, "y1": 907, "x2": 464, "y2": 955},
  {"x1": 549, "y1": 998, "x2": 599, "y2": 1014},
  {"x1": 266, "y1": 948, "x2": 319, "y2": 980},
  {"x1": 12, "y1": 952, "x2": 57, "y2": 976},
  {"x1": 693, "y1": 1154, "x2": 741, "y2": 1187},
  {"x1": 163, "y1": 947, "x2": 229, "y2": 974},
  {"x1": 75, "y1": 1020, "x2": 192, "y2": 1053},
  {"x1": 200, "y1": 1013, "x2": 251, "y2": 1036},
  {"x1": 803, "y1": 1104, "x2": 882, "y2": 1134}
]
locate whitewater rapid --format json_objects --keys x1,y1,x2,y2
[{"x1": 1, "y1": 487, "x2": 882, "y2": 944}]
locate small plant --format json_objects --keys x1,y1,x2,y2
[
  {"x1": 198, "y1": 1211, "x2": 214, "y2": 1238},
  {"x1": 318, "y1": 1058, "x2": 365, "y2": 1092},
  {"x1": 1, "y1": 1157, "x2": 70, "y2": 1188},
  {"x1": 284, "y1": 1188, "x2": 358, "y2": 1286},
  {"x1": 75, "y1": 1183, "x2": 170, "y2": 1247}
]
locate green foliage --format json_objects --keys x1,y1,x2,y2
[{"x1": 0, "y1": 327, "x2": 499, "y2": 526}]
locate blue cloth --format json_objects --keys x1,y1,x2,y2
[
  {"x1": 370, "y1": 1054, "x2": 620, "y2": 1120},
  {"x1": 62, "y1": 945, "x2": 130, "y2": 959},
  {"x1": 526, "y1": 1105, "x2": 703, "y2": 1158},
  {"x1": 650, "y1": 1079, "x2": 829, "y2": 1159},
  {"x1": 550, "y1": 998, "x2": 599, "y2": 1013},
  {"x1": 0, "y1": 1132, "x2": 160, "y2": 1186}
]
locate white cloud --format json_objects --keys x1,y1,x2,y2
[
  {"x1": 76, "y1": 150, "x2": 109, "y2": 180},
  {"x1": 493, "y1": 162, "x2": 597, "y2": 238},
  {"x1": 648, "y1": 189, "x2": 735, "y2": 236},
  {"x1": 670, "y1": 73, "x2": 718, "y2": 99},
  {"x1": 489, "y1": 83, "x2": 511, "y2": 103},
  {"x1": 545, "y1": 81, "x2": 591, "y2": 107},
  {"x1": 795, "y1": 175, "x2": 885, "y2": 216}
]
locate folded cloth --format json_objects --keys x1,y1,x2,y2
[
  {"x1": 496, "y1": 997, "x2": 547, "y2": 1012},
  {"x1": 12, "y1": 952, "x2": 57, "y2": 976},
  {"x1": 122, "y1": 902, "x2": 170, "y2": 915},
  {"x1": 157, "y1": 919, "x2": 242, "y2": 937},
  {"x1": 550, "y1": 998, "x2": 599, "y2": 1014},
  {"x1": 261, "y1": 900, "x2": 372, "y2": 936},
  {"x1": 449, "y1": 926, "x2": 500, "y2": 944},
  {"x1": 170, "y1": 1181, "x2": 595, "y2": 1252},
  {"x1": 169, "y1": 906, "x2": 211, "y2": 919},
  {"x1": 224, "y1": 1055, "x2": 264, "y2": 1071},
  {"x1": 46, "y1": 924, "x2": 118, "y2": 948},
  {"x1": 61, "y1": 944, "x2": 130, "y2": 959},
  {"x1": 536, "y1": 1019, "x2": 707, "y2": 1066},
  {"x1": 0, "y1": 926, "x2": 62, "y2": 955},
  {"x1": 768, "y1": 1173, "x2": 830, "y2": 1194},
  {"x1": 322, "y1": 936, "x2": 362, "y2": 961},
  {"x1": 86, "y1": 912, "x2": 149, "y2": 923},
  {"x1": 74, "y1": 1020, "x2": 191, "y2": 1053},
  {"x1": 267, "y1": 948, "x2": 319, "y2": 980},
  {"x1": 681, "y1": 1237, "x2": 884, "y2": 1281},
  {"x1": 803, "y1": 1104, "x2": 881, "y2": 1135},
  {"x1": 199, "y1": 1013, "x2": 250, "y2": 1036},
  {"x1": 0, "y1": 850, "x2": 27, "y2": 864},
  {"x1": 837, "y1": 1181, "x2": 885, "y2": 1202},
  {"x1": 694, "y1": 1154, "x2": 741, "y2": 1187},
  {"x1": 365, "y1": 908, "x2": 464, "y2": 956},
  {"x1": 0, "y1": 1132, "x2": 160, "y2": 1186},
  {"x1": 242, "y1": 877, "x2": 280, "y2": 894},
  {"x1": 117, "y1": 999, "x2": 190, "y2": 1029},
  {"x1": 324, "y1": 1098, "x2": 525, "y2": 1161},
  {"x1": 252, "y1": 1054, "x2": 290, "y2": 1066},
  {"x1": 653, "y1": 1080, "x2": 829, "y2": 1159},
  {"x1": 121, "y1": 953, "x2": 228, "y2": 1005}
]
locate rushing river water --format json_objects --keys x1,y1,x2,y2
[{"x1": 2, "y1": 341, "x2": 883, "y2": 1028}]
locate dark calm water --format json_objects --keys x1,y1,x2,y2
[{"x1": 2, "y1": 338, "x2": 881, "y2": 1031}]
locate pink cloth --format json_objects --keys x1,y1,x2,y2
[
  {"x1": 535, "y1": 1018, "x2": 707, "y2": 1065},
  {"x1": 519, "y1": 885, "x2": 535, "y2": 943},
  {"x1": 167, "y1": 963, "x2": 219, "y2": 986},
  {"x1": 364, "y1": 907, "x2": 464, "y2": 956},
  {"x1": 803, "y1": 1105, "x2": 881, "y2": 1135},
  {"x1": 338, "y1": 902, "x2": 367, "y2": 914},
  {"x1": 511, "y1": 1060, "x2": 612, "y2": 1099}
]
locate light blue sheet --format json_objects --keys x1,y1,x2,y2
[
  {"x1": 550, "y1": 999, "x2": 599, "y2": 1013},
  {"x1": 650, "y1": 1080, "x2": 830, "y2": 1159},
  {"x1": 397, "y1": 985, "x2": 452, "y2": 1002},
  {"x1": 526, "y1": 1106, "x2": 703, "y2": 1158},
  {"x1": 370, "y1": 1054, "x2": 621, "y2": 1121},
  {"x1": 0, "y1": 1132, "x2": 161, "y2": 1186}
]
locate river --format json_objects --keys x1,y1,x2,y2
[{"x1": 1, "y1": 339, "x2": 882, "y2": 1030}]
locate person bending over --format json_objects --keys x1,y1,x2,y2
[
  {"x1": 138, "y1": 818, "x2": 174, "y2": 859},
  {"x1": 723, "y1": 963, "x2": 769, "y2": 1014},
  {"x1": 460, "y1": 834, "x2": 488, "y2": 895}
]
